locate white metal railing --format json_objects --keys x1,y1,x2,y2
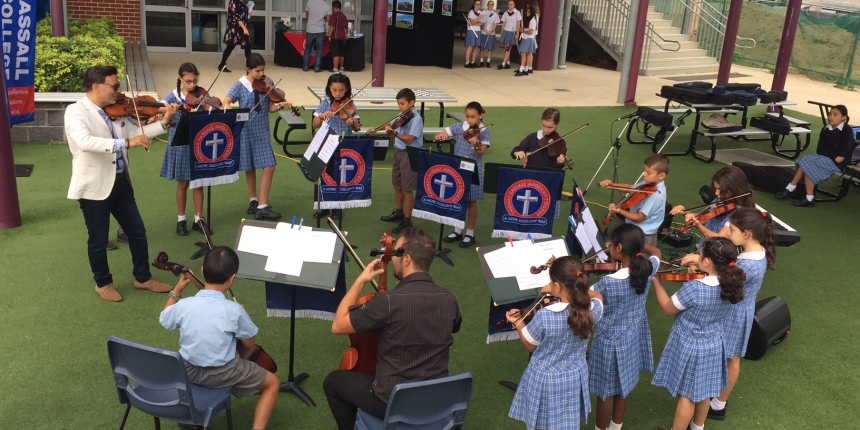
[{"x1": 652, "y1": 0, "x2": 755, "y2": 60}]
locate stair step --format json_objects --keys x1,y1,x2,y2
[
  {"x1": 646, "y1": 48, "x2": 709, "y2": 59},
  {"x1": 645, "y1": 56, "x2": 718, "y2": 67},
  {"x1": 642, "y1": 64, "x2": 721, "y2": 76}
]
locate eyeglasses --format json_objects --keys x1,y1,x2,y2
[
  {"x1": 101, "y1": 83, "x2": 121, "y2": 91},
  {"x1": 183, "y1": 79, "x2": 199, "y2": 85}
]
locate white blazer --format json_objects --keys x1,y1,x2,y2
[{"x1": 65, "y1": 96, "x2": 166, "y2": 201}]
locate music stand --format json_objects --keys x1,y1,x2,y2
[
  {"x1": 234, "y1": 219, "x2": 345, "y2": 407},
  {"x1": 407, "y1": 147, "x2": 480, "y2": 267}
]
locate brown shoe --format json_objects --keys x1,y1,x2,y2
[
  {"x1": 95, "y1": 284, "x2": 122, "y2": 302},
  {"x1": 134, "y1": 278, "x2": 173, "y2": 293}
]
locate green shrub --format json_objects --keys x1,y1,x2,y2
[{"x1": 35, "y1": 15, "x2": 125, "y2": 92}]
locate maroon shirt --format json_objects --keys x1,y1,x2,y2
[{"x1": 330, "y1": 11, "x2": 349, "y2": 41}]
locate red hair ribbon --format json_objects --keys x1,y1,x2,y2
[
  {"x1": 728, "y1": 261, "x2": 736, "y2": 267},
  {"x1": 576, "y1": 271, "x2": 583, "y2": 277},
  {"x1": 762, "y1": 211, "x2": 768, "y2": 217},
  {"x1": 635, "y1": 252, "x2": 642, "y2": 257}
]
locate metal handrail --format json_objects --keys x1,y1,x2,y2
[{"x1": 654, "y1": 0, "x2": 756, "y2": 53}]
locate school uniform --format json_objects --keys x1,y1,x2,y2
[
  {"x1": 795, "y1": 121, "x2": 856, "y2": 184},
  {"x1": 314, "y1": 97, "x2": 359, "y2": 136},
  {"x1": 510, "y1": 130, "x2": 567, "y2": 218},
  {"x1": 626, "y1": 180, "x2": 667, "y2": 245},
  {"x1": 518, "y1": 16, "x2": 538, "y2": 54},
  {"x1": 695, "y1": 210, "x2": 732, "y2": 250},
  {"x1": 651, "y1": 276, "x2": 732, "y2": 402},
  {"x1": 465, "y1": 9, "x2": 483, "y2": 47},
  {"x1": 589, "y1": 256, "x2": 659, "y2": 399},
  {"x1": 509, "y1": 299, "x2": 604, "y2": 430},
  {"x1": 391, "y1": 108, "x2": 424, "y2": 192},
  {"x1": 159, "y1": 90, "x2": 191, "y2": 182},
  {"x1": 724, "y1": 250, "x2": 768, "y2": 358},
  {"x1": 479, "y1": 11, "x2": 500, "y2": 51},
  {"x1": 445, "y1": 121, "x2": 490, "y2": 201},
  {"x1": 500, "y1": 9, "x2": 522, "y2": 46},
  {"x1": 226, "y1": 77, "x2": 277, "y2": 172}
]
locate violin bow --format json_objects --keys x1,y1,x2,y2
[
  {"x1": 598, "y1": 184, "x2": 661, "y2": 194},
  {"x1": 124, "y1": 71, "x2": 149, "y2": 152},
  {"x1": 444, "y1": 123, "x2": 494, "y2": 141},
  {"x1": 328, "y1": 77, "x2": 376, "y2": 123},
  {"x1": 192, "y1": 65, "x2": 228, "y2": 112},
  {"x1": 365, "y1": 111, "x2": 406, "y2": 135},
  {"x1": 463, "y1": 12, "x2": 480, "y2": 39},
  {"x1": 327, "y1": 217, "x2": 380, "y2": 291},
  {"x1": 524, "y1": 123, "x2": 589, "y2": 158},
  {"x1": 675, "y1": 192, "x2": 752, "y2": 215},
  {"x1": 582, "y1": 245, "x2": 612, "y2": 263},
  {"x1": 249, "y1": 77, "x2": 284, "y2": 114}
]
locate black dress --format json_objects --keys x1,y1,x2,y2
[{"x1": 223, "y1": 0, "x2": 250, "y2": 46}]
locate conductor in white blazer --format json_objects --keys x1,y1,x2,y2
[{"x1": 66, "y1": 65, "x2": 180, "y2": 303}]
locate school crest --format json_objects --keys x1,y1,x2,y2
[
  {"x1": 193, "y1": 123, "x2": 235, "y2": 166},
  {"x1": 322, "y1": 148, "x2": 366, "y2": 192},
  {"x1": 503, "y1": 180, "x2": 551, "y2": 224},
  {"x1": 422, "y1": 165, "x2": 465, "y2": 211}
]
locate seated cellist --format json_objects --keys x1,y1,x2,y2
[{"x1": 324, "y1": 227, "x2": 463, "y2": 430}]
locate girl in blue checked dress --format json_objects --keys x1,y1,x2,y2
[
  {"x1": 670, "y1": 165, "x2": 755, "y2": 247},
  {"x1": 589, "y1": 224, "x2": 659, "y2": 430},
  {"x1": 651, "y1": 237, "x2": 745, "y2": 430},
  {"x1": 222, "y1": 53, "x2": 293, "y2": 221},
  {"x1": 695, "y1": 208, "x2": 775, "y2": 421},
  {"x1": 160, "y1": 62, "x2": 207, "y2": 237},
  {"x1": 434, "y1": 101, "x2": 489, "y2": 248},
  {"x1": 506, "y1": 256, "x2": 604, "y2": 430}
]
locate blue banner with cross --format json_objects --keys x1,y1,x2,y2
[
  {"x1": 314, "y1": 138, "x2": 374, "y2": 209},
  {"x1": 188, "y1": 111, "x2": 244, "y2": 188},
  {"x1": 412, "y1": 151, "x2": 472, "y2": 229},
  {"x1": 492, "y1": 166, "x2": 563, "y2": 240}
]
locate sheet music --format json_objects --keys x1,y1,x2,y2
[
  {"x1": 580, "y1": 208, "x2": 609, "y2": 262},
  {"x1": 247, "y1": 1, "x2": 255, "y2": 12},
  {"x1": 485, "y1": 238, "x2": 569, "y2": 291},
  {"x1": 237, "y1": 226, "x2": 275, "y2": 256},
  {"x1": 318, "y1": 134, "x2": 341, "y2": 163},
  {"x1": 574, "y1": 226, "x2": 593, "y2": 254},
  {"x1": 264, "y1": 251, "x2": 304, "y2": 276},
  {"x1": 303, "y1": 122, "x2": 331, "y2": 160}
]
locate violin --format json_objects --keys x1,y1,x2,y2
[
  {"x1": 251, "y1": 75, "x2": 301, "y2": 117},
  {"x1": 529, "y1": 255, "x2": 557, "y2": 274},
  {"x1": 463, "y1": 123, "x2": 493, "y2": 150},
  {"x1": 184, "y1": 87, "x2": 223, "y2": 111},
  {"x1": 657, "y1": 268, "x2": 706, "y2": 282},
  {"x1": 151, "y1": 251, "x2": 278, "y2": 373},
  {"x1": 336, "y1": 231, "x2": 394, "y2": 373},
  {"x1": 680, "y1": 202, "x2": 738, "y2": 234},
  {"x1": 521, "y1": 124, "x2": 587, "y2": 169},
  {"x1": 495, "y1": 293, "x2": 559, "y2": 329},
  {"x1": 601, "y1": 183, "x2": 659, "y2": 226},
  {"x1": 583, "y1": 261, "x2": 623, "y2": 274},
  {"x1": 366, "y1": 110, "x2": 414, "y2": 135},
  {"x1": 332, "y1": 97, "x2": 361, "y2": 128},
  {"x1": 104, "y1": 93, "x2": 180, "y2": 121}
]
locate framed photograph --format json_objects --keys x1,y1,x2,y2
[
  {"x1": 421, "y1": 0, "x2": 434, "y2": 13},
  {"x1": 396, "y1": 13, "x2": 414, "y2": 29},
  {"x1": 396, "y1": 0, "x2": 414, "y2": 13},
  {"x1": 387, "y1": 11, "x2": 393, "y2": 25},
  {"x1": 441, "y1": 0, "x2": 452, "y2": 16}
]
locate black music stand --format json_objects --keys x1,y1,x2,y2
[
  {"x1": 407, "y1": 147, "x2": 480, "y2": 267},
  {"x1": 234, "y1": 219, "x2": 345, "y2": 407}
]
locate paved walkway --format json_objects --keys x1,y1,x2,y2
[{"x1": 147, "y1": 50, "x2": 860, "y2": 117}]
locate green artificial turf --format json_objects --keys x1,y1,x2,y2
[{"x1": 1, "y1": 106, "x2": 858, "y2": 429}]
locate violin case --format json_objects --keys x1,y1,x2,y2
[
  {"x1": 731, "y1": 161, "x2": 796, "y2": 194},
  {"x1": 744, "y1": 296, "x2": 791, "y2": 360},
  {"x1": 732, "y1": 90, "x2": 759, "y2": 107},
  {"x1": 750, "y1": 115, "x2": 791, "y2": 135},
  {"x1": 701, "y1": 114, "x2": 743, "y2": 134},
  {"x1": 769, "y1": 89, "x2": 788, "y2": 102},
  {"x1": 707, "y1": 85, "x2": 736, "y2": 105},
  {"x1": 660, "y1": 85, "x2": 683, "y2": 100},
  {"x1": 679, "y1": 88, "x2": 709, "y2": 104},
  {"x1": 756, "y1": 89, "x2": 780, "y2": 104},
  {"x1": 724, "y1": 82, "x2": 762, "y2": 93},
  {"x1": 673, "y1": 81, "x2": 713, "y2": 90},
  {"x1": 637, "y1": 106, "x2": 673, "y2": 128}
]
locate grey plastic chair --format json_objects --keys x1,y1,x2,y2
[
  {"x1": 354, "y1": 372, "x2": 473, "y2": 430},
  {"x1": 107, "y1": 336, "x2": 234, "y2": 430}
]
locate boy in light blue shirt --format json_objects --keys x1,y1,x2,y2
[
  {"x1": 600, "y1": 153, "x2": 670, "y2": 246},
  {"x1": 377, "y1": 88, "x2": 424, "y2": 234},
  {"x1": 160, "y1": 246, "x2": 279, "y2": 430}
]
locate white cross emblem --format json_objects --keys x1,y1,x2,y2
[
  {"x1": 434, "y1": 174, "x2": 453, "y2": 200},
  {"x1": 205, "y1": 133, "x2": 224, "y2": 158},
  {"x1": 517, "y1": 189, "x2": 539, "y2": 216},
  {"x1": 339, "y1": 158, "x2": 355, "y2": 183}
]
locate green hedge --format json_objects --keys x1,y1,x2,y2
[{"x1": 35, "y1": 16, "x2": 125, "y2": 92}]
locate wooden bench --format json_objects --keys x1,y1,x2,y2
[
  {"x1": 123, "y1": 39, "x2": 156, "y2": 93},
  {"x1": 691, "y1": 127, "x2": 812, "y2": 163},
  {"x1": 272, "y1": 110, "x2": 309, "y2": 157}
]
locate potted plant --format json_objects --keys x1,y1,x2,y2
[{"x1": 274, "y1": 18, "x2": 292, "y2": 34}]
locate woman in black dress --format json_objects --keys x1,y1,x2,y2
[{"x1": 218, "y1": 0, "x2": 252, "y2": 73}]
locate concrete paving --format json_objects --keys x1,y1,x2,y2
[{"x1": 146, "y1": 48, "x2": 860, "y2": 118}]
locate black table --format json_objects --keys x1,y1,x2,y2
[{"x1": 274, "y1": 31, "x2": 364, "y2": 71}]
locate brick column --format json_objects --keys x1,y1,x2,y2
[{"x1": 66, "y1": 0, "x2": 143, "y2": 39}]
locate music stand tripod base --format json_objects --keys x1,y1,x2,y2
[
  {"x1": 435, "y1": 224, "x2": 454, "y2": 266},
  {"x1": 191, "y1": 242, "x2": 211, "y2": 260},
  {"x1": 280, "y1": 373, "x2": 315, "y2": 407}
]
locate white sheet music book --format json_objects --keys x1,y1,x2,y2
[
  {"x1": 580, "y1": 208, "x2": 609, "y2": 262},
  {"x1": 237, "y1": 226, "x2": 275, "y2": 256},
  {"x1": 485, "y1": 238, "x2": 569, "y2": 290},
  {"x1": 303, "y1": 122, "x2": 331, "y2": 160},
  {"x1": 318, "y1": 134, "x2": 341, "y2": 164}
]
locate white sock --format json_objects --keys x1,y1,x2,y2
[
  {"x1": 710, "y1": 398, "x2": 726, "y2": 410},
  {"x1": 608, "y1": 421, "x2": 623, "y2": 430},
  {"x1": 806, "y1": 195, "x2": 814, "y2": 201},
  {"x1": 250, "y1": 197, "x2": 258, "y2": 203},
  {"x1": 257, "y1": 203, "x2": 268, "y2": 209},
  {"x1": 690, "y1": 422, "x2": 704, "y2": 430},
  {"x1": 519, "y1": 66, "x2": 524, "y2": 71},
  {"x1": 178, "y1": 215, "x2": 186, "y2": 222},
  {"x1": 466, "y1": 229, "x2": 475, "y2": 237},
  {"x1": 465, "y1": 62, "x2": 470, "y2": 65},
  {"x1": 786, "y1": 183, "x2": 796, "y2": 192},
  {"x1": 194, "y1": 214, "x2": 201, "y2": 223},
  {"x1": 454, "y1": 227, "x2": 463, "y2": 234},
  {"x1": 479, "y1": 59, "x2": 484, "y2": 63}
]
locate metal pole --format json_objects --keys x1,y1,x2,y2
[
  {"x1": 624, "y1": 0, "x2": 650, "y2": 105},
  {"x1": 0, "y1": 70, "x2": 21, "y2": 230},
  {"x1": 771, "y1": 0, "x2": 803, "y2": 91},
  {"x1": 50, "y1": 0, "x2": 65, "y2": 37},
  {"x1": 552, "y1": 0, "x2": 566, "y2": 70},
  {"x1": 557, "y1": 0, "x2": 573, "y2": 69},
  {"x1": 371, "y1": 0, "x2": 388, "y2": 86},
  {"x1": 617, "y1": 0, "x2": 641, "y2": 104},
  {"x1": 717, "y1": 0, "x2": 743, "y2": 84}
]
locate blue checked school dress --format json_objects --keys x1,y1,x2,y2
[
  {"x1": 652, "y1": 276, "x2": 732, "y2": 402},
  {"x1": 696, "y1": 210, "x2": 732, "y2": 250},
  {"x1": 446, "y1": 121, "x2": 490, "y2": 201},
  {"x1": 226, "y1": 77, "x2": 277, "y2": 172},
  {"x1": 159, "y1": 91, "x2": 191, "y2": 182},
  {"x1": 589, "y1": 255, "x2": 659, "y2": 399},
  {"x1": 465, "y1": 10, "x2": 482, "y2": 47},
  {"x1": 501, "y1": 30, "x2": 517, "y2": 45},
  {"x1": 795, "y1": 123, "x2": 856, "y2": 184},
  {"x1": 509, "y1": 299, "x2": 604, "y2": 430},
  {"x1": 796, "y1": 155, "x2": 841, "y2": 184},
  {"x1": 724, "y1": 251, "x2": 768, "y2": 358},
  {"x1": 314, "y1": 97, "x2": 358, "y2": 136}
]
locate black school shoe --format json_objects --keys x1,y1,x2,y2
[
  {"x1": 247, "y1": 200, "x2": 258, "y2": 215},
  {"x1": 792, "y1": 198, "x2": 815, "y2": 207},
  {"x1": 514, "y1": 70, "x2": 525, "y2": 77},
  {"x1": 442, "y1": 232, "x2": 463, "y2": 243},
  {"x1": 707, "y1": 404, "x2": 727, "y2": 421},
  {"x1": 392, "y1": 219, "x2": 412, "y2": 234},
  {"x1": 255, "y1": 206, "x2": 282, "y2": 220},
  {"x1": 192, "y1": 220, "x2": 213, "y2": 235},
  {"x1": 459, "y1": 235, "x2": 476, "y2": 248},
  {"x1": 504, "y1": 64, "x2": 511, "y2": 69},
  {"x1": 497, "y1": 63, "x2": 505, "y2": 70},
  {"x1": 380, "y1": 211, "x2": 405, "y2": 222},
  {"x1": 176, "y1": 220, "x2": 188, "y2": 236},
  {"x1": 106, "y1": 241, "x2": 118, "y2": 251}
]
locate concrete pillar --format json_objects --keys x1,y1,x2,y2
[
  {"x1": 557, "y1": 0, "x2": 573, "y2": 69},
  {"x1": 372, "y1": 0, "x2": 388, "y2": 86},
  {"x1": 617, "y1": 0, "x2": 641, "y2": 104},
  {"x1": 717, "y1": 0, "x2": 743, "y2": 84},
  {"x1": 0, "y1": 71, "x2": 21, "y2": 229},
  {"x1": 51, "y1": 0, "x2": 65, "y2": 37},
  {"x1": 624, "y1": 0, "x2": 649, "y2": 105},
  {"x1": 772, "y1": 0, "x2": 803, "y2": 91},
  {"x1": 533, "y1": 0, "x2": 561, "y2": 71}
]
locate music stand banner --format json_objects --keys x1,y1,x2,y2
[
  {"x1": 3, "y1": 0, "x2": 36, "y2": 124},
  {"x1": 413, "y1": 151, "x2": 472, "y2": 229},
  {"x1": 266, "y1": 262, "x2": 346, "y2": 320},
  {"x1": 492, "y1": 167, "x2": 562, "y2": 240},
  {"x1": 313, "y1": 138, "x2": 374, "y2": 209},
  {"x1": 487, "y1": 297, "x2": 536, "y2": 343},
  {"x1": 188, "y1": 111, "x2": 246, "y2": 189}
]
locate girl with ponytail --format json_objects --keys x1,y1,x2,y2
[
  {"x1": 704, "y1": 207, "x2": 776, "y2": 421},
  {"x1": 589, "y1": 224, "x2": 660, "y2": 430},
  {"x1": 507, "y1": 256, "x2": 603, "y2": 430},
  {"x1": 651, "y1": 237, "x2": 745, "y2": 430}
]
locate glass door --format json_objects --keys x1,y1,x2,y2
[{"x1": 144, "y1": 0, "x2": 190, "y2": 52}]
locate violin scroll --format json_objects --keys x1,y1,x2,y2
[{"x1": 529, "y1": 256, "x2": 557, "y2": 275}]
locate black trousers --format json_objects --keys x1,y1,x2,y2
[
  {"x1": 219, "y1": 43, "x2": 252, "y2": 68},
  {"x1": 323, "y1": 370, "x2": 387, "y2": 430}
]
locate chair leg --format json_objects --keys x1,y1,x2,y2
[
  {"x1": 154, "y1": 416, "x2": 161, "y2": 430},
  {"x1": 117, "y1": 404, "x2": 132, "y2": 430},
  {"x1": 225, "y1": 408, "x2": 234, "y2": 430}
]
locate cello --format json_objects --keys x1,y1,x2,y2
[{"x1": 151, "y1": 251, "x2": 278, "y2": 373}]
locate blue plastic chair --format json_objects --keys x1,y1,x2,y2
[
  {"x1": 107, "y1": 336, "x2": 234, "y2": 430},
  {"x1": 355, "y1": 372, "x2": 473, "y2": 430}
]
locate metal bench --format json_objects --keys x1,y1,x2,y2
[
  {"x1": 628, "y1": 107, "x2": 741, "y2": 145},
  {"x1": 765, "y1": 112, "x2": 811, "y2": 128},
  {"x1": 272, "y1": 110, "x2": 309, "y2": 157},
  {"x1": 123, "y1": 39, "x2": 156, "y2": 93},
  {"x1": 815, "y1": 163, "x2": 860, "y2": 203},
  {"x1": 691, "y1": 127, "x2": 812, "y2": 163},
  {"x1": 446, "y1": 112, "x2": 467, "y2": 123}
]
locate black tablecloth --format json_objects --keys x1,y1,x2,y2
[{"x1": 274, "y1": 32, "x2": 365, "y2": 71}]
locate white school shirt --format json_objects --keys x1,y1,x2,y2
[
  {"x1": 481, "y1": 10, "x2": 500, "y2": 32},
  {"x1": 500, "y1": 9, "x2": 522, "y2": 32},
  {"x1": 468, "y1": 9, "x2": 482, "y2": 32},
  {"x1": 522, "y1": 16, "x2": 538, "y2": 39}
]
